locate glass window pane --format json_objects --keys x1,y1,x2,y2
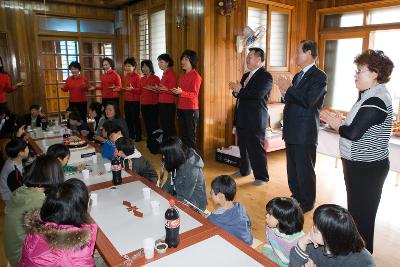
[
  {"x1": 371, "y1": 29, "x2": 400, "y2": 115},
  {"x1": 324, "y1": 12, "x2": 364, "y2": 28},
  {"x1": 270, "y1": 11, "x2": 288, "y2": 67},
  {"x1": 247, "y1": 7, "x2": 267, "y2": 53},
  {"x1": 80, "y1": 20, "x2": 114, "y2": 34},
  {"x1": 323, "y1": 38, "x2": 363, "y2": 111},
  {"x1": 368, "y1": 6, "x2": 400, "y2": 25},
  {"x1": 38, "y1": 16, "x2": 77, "y2": 32},
  {"x1": 150, "y1": 10, "x2": 166, "y2": 78}
]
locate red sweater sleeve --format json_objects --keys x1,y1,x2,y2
[{"x1": 181, "y1": 74, "x2": 201, "y2": 99}]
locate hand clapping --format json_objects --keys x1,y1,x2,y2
[
  {"x1": 320, "y1": 110, "x2": 343, "y2": 131},
  {"x1": 228, "y1": 81, "x2": 241, "y2": 93},
  {"x1": 171, "y1": 87, "x2": 182, "y2": 95},
  {"x1": 274, "y1": 75, "x2": 292, "y2": 96}
]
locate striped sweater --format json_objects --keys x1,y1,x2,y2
[{"x1": 339, "y1": 83, "x2": 392, "y2": 162}]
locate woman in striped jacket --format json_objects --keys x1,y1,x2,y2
[{"x1": 321, "y1": 49, "x2": 394, "y2": 254}]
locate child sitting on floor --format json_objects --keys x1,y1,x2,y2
[
  {"x1": 115, "y1": 137, "x2": 157, "y2": 184},
  {"x1": 208, "y1": 175, "x2": 253, "y2": 245},
  {"x1": 263, "y1": 197, "x2": 304, "y2": 266}
]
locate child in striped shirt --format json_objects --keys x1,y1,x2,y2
[{"x1": 263, "y1": 197, "x2": 304, "y2": 266}]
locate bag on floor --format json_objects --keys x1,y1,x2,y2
[{"x1": 147, "y1": 129, "x2": 163, "y2": 154}]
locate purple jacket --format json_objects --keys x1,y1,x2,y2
[{"x1": 19, "y1": 210, "x2": 97, "y2": 267}]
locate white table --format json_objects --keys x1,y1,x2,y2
[
  {"x1": 90, "y1": 181, "x2": 202, "y2": 256},
  {"x1": 144, "y1": 235, "x2": 264, "y2": 267},
  {"x1": 27, "y1": 125, "x2": 64, "y2": 140}
]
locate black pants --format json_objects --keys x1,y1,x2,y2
[
  {"x1": 102, "y1": 98, "x2": 119, "y2": 110},
  {"x1": 159, "y1": 103, "x2": 176, "y2": 140},
  {"x1": 342, "y1": 158, "x2": 389, "y2": 254},
  {"x1": 286, "y1": 143, "x2": 317, "y2": 211},
  {"x1": 177, "y1": 109, "x2": 199, "y2": 150},
  {"x1": 237, "y1": 128, "x2": 268, "y2": 181},
  {"x1": 0, "y1": 102, "x2": 8, "y2": 111},
  {"x1": 141, "y1": 104, "x2": 159, "y2": 138},
  {"x1": 125, "y1": 101, "x2": 142, "y2": 140},
  {"x1": 69, "y1": 102, "x2": 87, "y2": 122}
]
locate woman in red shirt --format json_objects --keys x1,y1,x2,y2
[
  {"x1": 172, "y1": 50, "x2": 202, "y2": 149},
  {"x1": 123, "y1": 57, "x2": 142, "y2": 142},
  {"x1": 62, "y1": 61, "x2": 88, "y2": 121},
  {"x1": 89, "y1": 57, "x2": 121, "y2": 110},
  {"x1": 140, "y1": 60, "x2": 160, "y2": 143},
  {"x1": 156, "y1": 54, "x2": 177, "y2": 140},
  {"x1": 0, "y1": 56, "x2": 24, "y2": 110}
]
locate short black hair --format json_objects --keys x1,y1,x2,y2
[
  {"x1": 211, "y1": 175, "x2": 236, "y2": 201},
  {"x1": 157, "y1": 53, "x2": 174, "y2": 67},
  {"x1": 13, "y1": 116, "x2": 27, "y2": 136},
  {"x1": 266, "y1": 197, "x2": 304, "y2": 235},
  {"x1": 300, "y1": 40, "x2": 318, "y2": 59},
  {"x1": 105, "y1": 102, "x2": 121, "y2": 119},
  {"x1": 102, "y1": 120, "x2": 117, "y2": 135},
  {"x1": 160, "y1": 136, "x2": 189, "y2": 172},
  {"x1": 40, "y1": 178, "x2": 89, "y2": 227},
  {"x1": 248, "y1": 47, "x2": 265, "y2": 62},
  {"x1": 115, "y1": 137, "x2": 135, "y2": 156},
  {"x1": 23, "y1": 155, "x2": 64, "y2": 189},
  {"x1": 89, "y1": 102, "x2": 103, "y2": 117},
  {"x1": 68, "y1": 61, "x2": 81, "y2": 71},
  {"x1": 107, "y1": 123, "x2": 123, "y2": 138},
  {"x1": 124, "y1": 57, "x2": 137, "y2": 68},
  {"x1": 46, "y1": 143, "x2": 70, "y2": 161},
  {"x1": 102, "y1": 57, "x2": 115, "y2": 69},
  {"x1": 180, "y1": 50, "x2": 197, "y2": 69},
  {"x1": 141, "y1": 60, "x2": 155, "y2": 75},
  {"x1": 314, "y1": 204, "x2": 365, "y2": 255},
  {"x1": 30, "y1": 104, "x2": 41, "y2": 111},
  {"x1": 6, "y1": 138, "x2": 27, "y2": 158},
  {"x1": 66, "y1": 106, "x2": 79, "y2": 113},
  {"x1": 68, "y1": 112, "x2": 83, "y2": 122}
]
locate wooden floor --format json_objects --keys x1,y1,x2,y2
[{"x1": 1, "y1": 143, "x2": 399, "y2": 266}]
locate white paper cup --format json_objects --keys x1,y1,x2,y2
[
  {"x1": 104, "y1": 162, "x2": 111, "y2": 172},
  {"x1": 90, "y1": 193, "x2": 98, "y2": 206},
  {"x1": 92, "y1": 154, "x2": 98, "y2": 164},
  {"x1": 143, "y1": 238, "x2": 155, "y2": 259},
  {"x1": 82, "y1": 169, "x2": 90, "y2": 179},
  {"x1": 142, "y1": 187, "x2": 151, "y2": 200},
  {"x1": 150, "y1": 200, "x2": 160, "y2": 215}
]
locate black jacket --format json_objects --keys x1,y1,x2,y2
[
  {"x1": 283, "y1": 65, "x2": 327, "y2": 144},
  {"x1": 234, "y1": 67, "x2": 273, "y2": 131}
]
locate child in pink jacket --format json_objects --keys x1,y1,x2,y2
[{"x1": 19, "y1": 178, "x2": 97, "y2": 267}]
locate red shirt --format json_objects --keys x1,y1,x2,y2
[
  {"x1": 0, "y1": 73, "x2": 13, "y2": 104},
  {"x1": 62, "y1": 75, "x2": 88, "y2": 102},
  {"x1": 158, "y1": 68, "x2": 177, "y2": 104},
  {"x1": 99, "y1": 70, "x2": 121, "y2": 99},
  {"x1": 177, "y1": 69, "x2": 202, "y2": 110},
  {"x1": 140, "y1": 75, "x2": 160, "y2": 105},
  {"x1": 124, "y1": 72, "x2": 141, "y2": 102}
]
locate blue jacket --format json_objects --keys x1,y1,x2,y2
[
  {"x1": 101, "y1": 139, "x2": 116, "y2": 160},
  {"x1": 208, "y1": 202, "x2": 253, "y2": 245}
]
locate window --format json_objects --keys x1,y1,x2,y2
[
  {"x1": 80, "y1": 20, "x2": 115, "y2": 34},
  {"x1": 247, "y1": 7, "x2": 267, "y2": 53},
  {"x1": 323, "y1": 12, "x2": 364, "y2": 29},
  {"x1": 38, "y1": 16, "x2": 78, "y2": 32},
  {"x1": 150, "y1": 10, "x2": 166, "y2": 77},
  {"x1": 367, "y1": 6, "x2": 400, "y2": 25},
  {"x1": 269, "y1": 11, "x2": 289, "y2": 67},
  {"x1": 138, "y1": 12, "x2": 149, "y2": 65}
]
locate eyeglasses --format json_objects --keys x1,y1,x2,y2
[{"x1": 355, "y1": 69, "x2": 369, "y2": 75}]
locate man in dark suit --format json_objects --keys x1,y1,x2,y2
[
  {"x1": 24, "y1": 104, "x2": 42, "y2": 128},
  {"x1": 276, "y1": 40, "x2": 327, "y2": 212},
  {"x1": 229, "y1": 48, "x2": 272, "y2": 186}
]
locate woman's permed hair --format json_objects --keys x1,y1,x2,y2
[{"x1": 354, "y1": 49, "x2": 394, "y2": 84}]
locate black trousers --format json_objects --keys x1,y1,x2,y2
[
  {"x1": 141, "y1": 104, "x2": 159, "y2": 138},
  {"x1": 124, "y1": 101, "x2": 142, "y2": 140},
  {"x1": 159, "y1": 103, "x2": 176, "y2": 140},
  {"x1": 177, "y1": 109, "x2": 199, "y2": 150},
  {"x1": 342, "y1": 158, "x2": 389, "y2": 254},
  {"x1": 69, "y1": 101, "x2": 87, "y2": 122},
  {"x1": 286, "y1": 143, "x2": 317, "y2": 210},
  {"x1": 237, "y1": 128, "x2": 269, "y2": 181}
]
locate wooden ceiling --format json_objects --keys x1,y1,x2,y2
[{"x1": 34, "y1": 0, "x2": 142, "y2": 9}]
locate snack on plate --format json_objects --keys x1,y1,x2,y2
[
  {"x1": 64, "y1": 136, "x2": 88, "y2": 149},
  {"x1": 392, "y1": 121, "x2": 400, "y2": 137}
]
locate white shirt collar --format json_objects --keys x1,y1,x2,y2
[
  {"x1": 124, "y1": 148, "x2": 142, "y2": 159},
  {"x1": 301, "y1": 63, "x2": 315, "y2": 74},
  {"x1": 249, "y1": 65, "x2": 263, "y2": 76}
]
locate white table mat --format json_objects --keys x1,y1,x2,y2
[
  {"x1": 28, "y1": 125, "x2": 64, "y2": 139},
  {"x1": 144, "y1": 235, "x2": 263, "y2": 267},
  {"x1": 90, "y1": 181, "x2": 202, "y2": 255}
]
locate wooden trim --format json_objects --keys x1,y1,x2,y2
[
  {"x1": 250, "y1": 0, "x2": 294, "y2": 10},
  {"x1": 316, "y1": 0, "x2": 400, "y2": 14}
]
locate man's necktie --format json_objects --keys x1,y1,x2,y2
[{"x1": 292, "y1": 70, "x2": 304, "y2": 88}]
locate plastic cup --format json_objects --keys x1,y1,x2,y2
[
  {"x1": 90, "y1": 193, "x2": 98, "y2": 206},
  {"x1": 104, "y1": 162, "x2": 111, "y2": 172},
  {"x1": 150, "y1": 200, "x2": 160, "y2": 215},
  {"x1": 82, "y1": 169, "x2": 90, "y2": 179},
  {"x1": 143, "y1": 238, "x2": 155, "y2": 259},
  {"x1": 92, "y1": 154, "x2": 98, "y2": 164},
  {"x1": 142, "y1": 187, "x2": 151, "y2": 200}
]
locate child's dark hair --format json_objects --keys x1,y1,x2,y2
[
  {"x1": 68, "y1": 61, "x2": 81, "y2": 71},
  {"x1": 115, "y1": 137, "x2": 135, "y2": 156},
  {"x1": 23, "y1": 155, "x2": 64, "y2": 189},
  {"x1": 46, "y1": 143, "x2": 70, "y2": 161},
  {"x1": 106, "y1": 123, "x2": 123, "y2": 138},
  {"x1": 66, "y1": 106, "x2": 79, "y2": 113},
  {"x1": 160, "y1": 136, "x2": 190, "y2": 172},
  {"x1": 68, "y1": 112, "x2": 83, "y2": 122},
  {"x1": 89, "y1": 102, "x2": 103, "y2": 116},
  {"x1": 266, "y1": 197, "x2": 304, "y2": 235},
  {"x1": 105, "y1": 102, "x2": 121, "y2": 119},
  {"x1": 29, "y1": 104, "x2": 41, "y2": 111},
  {"x1": 13, "y1": 116, "x2": 27, "y2": 137},
  {"x1": 211, "y1": 175, "x2": 236, "y2": 201},
  {"x1": 313, "y1": 204, "x2": 365, "y2": 255},
  {"x1": 124, "y1": 57, "x2": 137, "y2": 68},
  {"x1": 40, "y1": 178, "x2": 89, "y2": 227},
  {"x1": 6, "y1": 138, "x2": 27, "y2": 158}
]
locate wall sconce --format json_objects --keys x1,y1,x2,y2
[
  {"x1": 216, "y1": 0, "x2": 238, "y2": 16},
  {"x1": 176, "y1": 15, "x2": 185, "y2": 29}
]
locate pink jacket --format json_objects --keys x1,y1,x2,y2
[{"x1": 19, "y1": 210, "x2": 97, "y2": 267}]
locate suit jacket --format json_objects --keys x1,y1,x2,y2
[
  {"x1": 234, "y1": 67, "x2": 273, "y2": 132},
  {"x1": 283, "y1": 65, "x2": 327, "y2": 144},
  {"x1": 24, "y1": 114, "x2": 41, "y2": 127}
]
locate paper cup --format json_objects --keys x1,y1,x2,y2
[
  {"x1": 142, "y1": 187, "x2": 151, "y2": 200},
  {"x1": 90, "y1": 193, "x2": 98, "y2": 206},
  {"x1": 104, "y1": 162, "x2": 111, "y2": 172},
  {"x1": 92, "y1": 154, "x2": 98, "y2": 164},
  {"x1": 150, "y1": 200, "x2": 160, "y2": 215},
  {"x1": 82, "y1": 169, "x2": 90, "y2": 179},
  {"x1": 143, "y1": 237, "x2": 155, "y2": 259}
]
